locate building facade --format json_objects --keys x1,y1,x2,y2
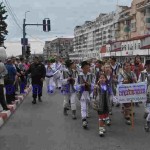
[
  {"x1": 70, "y1": 6, "x2": 127, "y2": 61},
  {"x1": 43, "y1": 38, "x2": 73, "y2": 60},
  {"x1": 70, "y1": 0, "x2": 150, "y2": 63},
  {"x1": 100, "y1": 0, "x2": 150, "y2": 63},
  {"x1": 117, "y1": 0, "x2": 150, "y2": 41}
]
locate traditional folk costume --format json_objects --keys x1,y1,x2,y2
[
  {"x1": 138, "y1": 60, "x2": 150, "y2": 131},
  {"x1": 119, "y1": 70, "x2": 137, "y2": 125},
  {"x1": 60, "y1": 60, "x2": 78, "y2": 119},
  {"x1": 93, "y1": 84, "x2": 111, "y2": 136},
  {"x1": 45, "y1": 64, "x2": 56, "y2": 94},
  {"x1": 76, "y1": 62, "x2": 95, "y2": 128},
  {"x1": 106, "y1": 74, "x2": 115, "y2": 115},
  {"x1": 52, "y1": 62, "x2": 62, "y2": 89},
  {"x1": 111, "y1": 63, "x2": 121, "y2": 107},
  {"x1": 93, "y1": 60, "x2": 104, "y2": 83}
]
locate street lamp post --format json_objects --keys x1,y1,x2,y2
[{"x1": 22, "y1": 11, "x2": 30, "y2": 58}]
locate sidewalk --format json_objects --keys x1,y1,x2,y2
[{"x1": 0, "y1": 85, "x2": 32, "y2": 128}]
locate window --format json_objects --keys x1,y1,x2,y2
[
  {"x1": 124, "y1": 45, "x2": 126, "y2": 50},
  {"x1": 146, "y1": 18, "x2": 150, "y2": 23},
  {"x1": 138, "y1": 43, "x2": 141, "y2": 49}
]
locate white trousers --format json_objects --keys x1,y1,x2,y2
[
  {"x1": 45, "y1": 77, "x2": 56, "y2": 92},
  {"x1": 54, "y1": 78, "x2": 61, "y2": 88},
  {"x1": 80, "y1": 99, "x2": 90, "y2": 119},
  {"x1": 80, "y1": 91, "x2": 90, "y2": 119},
  {"x1": 63, "y1": 93, "x2": 77, "y2": 110}
]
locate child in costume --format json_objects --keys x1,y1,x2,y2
[
  {"x1": 52, "y1": 58, "x2": 62, "y2": 89},
  {"x1": 93, "y1": 73, "x2": 111, "y2": 136},
  {"x1": 60, "y1": 60, "x2": 78, "y2": 119},
  {"x1": 118, "y1": 62, "x2": 137, "y2": 125},
  {"x1": 45, "y1": 59, "x2": 56, "y2": 94},
  {"x1": 104, "y1": 63, "x2": 116, "y2": 115},
  {"x1": 76, "y1": 61, "x2": 95, "y2": 129}
]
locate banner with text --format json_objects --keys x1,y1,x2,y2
[{"x1": 114, "y1": 82, "x2": 147, "y2": 103}]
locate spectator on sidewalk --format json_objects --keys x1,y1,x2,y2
[
  {"x1": 18, "y1": 57, "x2": 26, "y2": 94},
  {"x1": 0, "y1": 60, "x2": 9, "y2": 111},
  {"x1": 5, "y1": 59, "x2": 17, "y2": 104}
]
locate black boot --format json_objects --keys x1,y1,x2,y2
[
  {"x1": 32, "y1": 99, "x2": 36, "y2": 104},
  {"x1": 63, "y1": 108, "x2": 68, "y2": 116},
  {"x1": 82, "y1": 118, "x2": 88, "y2": 129},
  {"x1": 72, "y1": 110, "x2": 77, "y2": 120},
  {"x1": 38, "y1": 97, "x2": 42, "y2": 102}
]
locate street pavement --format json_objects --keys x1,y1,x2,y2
[{"x1": 0, "y1": 83, "x2": 150, "y2": 150}]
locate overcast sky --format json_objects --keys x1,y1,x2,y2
[{"x1": 2, "y1": 0, "x2": 131, "y2": 56}]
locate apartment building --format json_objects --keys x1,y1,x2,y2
[
  {"x1": 100, "y1": 0, "x2": 150, "y2": 63},
  {"x1": 70, "y1": 6, "x2": 127, "y2": 61},
  {"x1": 116, "y1": 0, "x2": 150, "y2": 41},
  {"x1": 43, "y1": 38, "x2": 73, "y2": 60}
]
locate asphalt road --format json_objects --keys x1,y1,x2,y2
[{"x1": 0, "y1": 84, "x2": 150, "y2": 150}]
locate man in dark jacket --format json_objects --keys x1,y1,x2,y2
[
  {"x1": 5, "y1": 59, "x2": 17, "y2": 104},
  {"x1": 27, "y1": 56, "x2": 46, "y2": 104}
]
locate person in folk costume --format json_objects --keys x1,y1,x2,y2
[
  {"x1": 60, "y1": 60, "x2": 78, "y2": 119},
  {"x1": 132, "y1": 55, "x2": 144, "y2": 107},
  {"x1": 52, "y1": 58, "x2": 62, "y2": 89},
  {"x1": 76, "y1": 61, "x2": 95, "y2": 129},
  {"x1": 45, "y1": 59, "x2": 56, "y2": 94},
  {"x1": 94, "y1": 60, "x2": 104, "y2": 84},
  {"x1": 103, "y1": 63, "x2": 117, "y2": 115},
  {"x1": 118, "y1": 62, "x2": 137, "y2": 125},
  {"x1": 133, "y1": 55, "x2": 144, "y2": 80},
  {"x1": 138, "y1": 60, "x2": 150, "y2": 131},
  {"x1": 109, "y1": 56, "x2": 121, "y2": 107},
  {"x1": 93, "y1": 73, "x2": 111, "y2": 136}
]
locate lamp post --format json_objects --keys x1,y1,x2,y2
[
  {"x1": 22, "y1": 11, "x2": 30, "y2": 58},
  {"x1": 25, "y1": 11, "x2": 30, "y2": 20}
]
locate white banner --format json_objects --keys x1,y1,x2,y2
[{"x1": 114, "y1": 82, "x2": 147, "y2": 103}]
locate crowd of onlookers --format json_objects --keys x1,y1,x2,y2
[{"x1": 0, "y1": 57, "x2": 30, "y2": 111}]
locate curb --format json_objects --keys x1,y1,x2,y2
[{"x1": 0, "y1": 85, "x2": 32, "y2": 128}]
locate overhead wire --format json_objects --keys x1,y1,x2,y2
[
  {"x1": 4, "y1": 0, "x2": 23, "y2": 32},
  {"x1": 3, "y1": 0, "x2": 45, "y2": 43}
]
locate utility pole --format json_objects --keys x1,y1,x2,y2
[
  {"x1": 22, "y1": 15, "x2": 51, "y2": 58},
  {"x1": 22, "y1": 18, "x2": 26, "y2": 58}
]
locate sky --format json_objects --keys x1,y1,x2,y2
[{"x1": 1, "y1": 0, "x2": 131, "y2": 56}]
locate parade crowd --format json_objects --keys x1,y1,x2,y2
[{"x1": 0, "y1": 55, "x2": 150, "y2": 136}]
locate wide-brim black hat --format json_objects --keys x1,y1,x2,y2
[
  {"x1": 65, "y1": 60, "x2": 74, "y2": 68},
  {"x1": 145, "y1": 60, "x2": 150, "y2": 65},
  {"x1": 81, "y1": 61, "x2": 90, "y2": 68}
]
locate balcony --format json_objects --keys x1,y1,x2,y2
[
  {"x1": 137, "y1": 1, "x2": 150, "y2": 11},
  {"x1": 131, "y1": 20, "x2": 136, "y2": 32}
]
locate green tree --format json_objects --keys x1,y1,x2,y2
[{"x1": 0, "y1": 2, "x2": 8, "y2": 47}]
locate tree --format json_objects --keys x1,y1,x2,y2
[{"x1": 0, "y1": 2, "x2": 8, "y2": 47}]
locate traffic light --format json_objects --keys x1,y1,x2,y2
[
  {"x1": 47, "y1": 19, "x2": 51, "y2": 31},
  {"x1": 26, "y1": 45, "x2": 31, "y2": 56},
  {"x1": 43, "y1": 19, "x2": 46, "y2": 32},
  {"x1": 43, "y1": 19, "x2": 51, "y2": 32}
]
